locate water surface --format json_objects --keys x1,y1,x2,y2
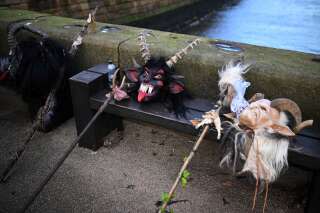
[{"x1": 179, "y1": 0, "x2": 320, "y2": 54}]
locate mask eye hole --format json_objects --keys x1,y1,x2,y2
[
  {"x1": 260, "y1": 106, "x2": 268, "y2": 112},
  {"x1": 154, "y1": 74, "x2": 162, "y2": 80},
  {"x1": 157, "y1": 69, "x2": 165, "y2": 75}
]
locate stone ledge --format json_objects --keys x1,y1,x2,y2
[
  {"x1": 0, "y1": 8, "x2": 319, "y2": 125},
  {"x1": 0, "y1": 0, "x2": 203, "y2": 24}
]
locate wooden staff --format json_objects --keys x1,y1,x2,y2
[
  {"x1": 159, "y1": 125, "x2": 210, "y2": 213},
  {"x1": 18, "y1": 64, "x2": 126, "y2": 212},
  {"x1": 0, "y1": 127, "x2": 36, "y2": 182},
  {"x1": 0, "y1": 6, "x2": 98, "y2": 183},
  {"x1": 19, "y1": 94, "x2": 113, "y2": 213}
]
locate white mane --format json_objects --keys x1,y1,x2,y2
[{"x1": 218, "y1": 62, "x2": 250, "y2": 91}]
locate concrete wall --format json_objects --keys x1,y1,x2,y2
[
  {"x1": 0, "y1": 0, "x2": 203, "y2": 23},
  {"x1": 0, "y1": 8, "x2": 319, "y2": 127}
]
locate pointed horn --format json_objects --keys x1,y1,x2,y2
[
  {"x1": 293, "y1": 120, "x2": 313, "y2": 133},
  {"x1": 166, "y1": 38, "x2": 201, "y2": 67},
  {"x1": 68, "y1": 6, "x2": 99, "y2": 56},
  {"x1": 131, "y1": 57, "x2": 141, "y2": 69},
  {"x1": 138, "y1": 31, "x2": 151, "y2": 63},
  {"x1": 270, "y1": 98, "x2": 302, "y2": 127}
]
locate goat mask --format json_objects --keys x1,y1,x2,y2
[{"x1": 239, "y1": 99, "x2": 295, "y2": 136}]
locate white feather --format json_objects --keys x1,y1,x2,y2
[{"x1": 218, "y1": 62, "x2": 250, "y2": 92}]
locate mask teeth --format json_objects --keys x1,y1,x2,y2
[
  {"x1": 139, "y1": 83, "x2": 148, "y2": 93},
  {"x1": 148, "y1": 85, "x2": 154, "y2": 94},
  {"x1": 144, "y1": 84, "x2": 148, "y2": 93}
]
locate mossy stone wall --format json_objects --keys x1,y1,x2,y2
[
  {"x1": 0, "y1": 0, "x2": 203, "y2": 24},
  {"x1": 0, "y1": 8, "x2": 319, "y2": 127}
]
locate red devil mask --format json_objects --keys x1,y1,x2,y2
[{"x1": 125, "y1": 57, "x2": 184, "y2": 103}]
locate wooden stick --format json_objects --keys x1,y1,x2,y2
[
  {"x1": 19, "y1": 95, "x2": 112, "y2": 213},
  {"x1": 252, "y1": 137, "x2": 260, "y2": 211},
  {"x1": 252, "y1": 177, "x2": 259, "y2": 210},
  {"x1": 263, "y1": 181, "x2": 269, "y2": 213},
  {"x1": 159, "y1": 125, "x2": 209, "y2": 213},
  {"x1": 19, "y1": 68, "x2": 126, "y2": 212},
  {"x1": 0, "y1": 128, "x2": 36, "y2": 182}
]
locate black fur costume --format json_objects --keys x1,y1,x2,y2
[{"x1": 1, "y1": 22, "x2": 73, "y2": 131}]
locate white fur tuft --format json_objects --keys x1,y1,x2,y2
[
  {"x1": 279, "y1": 111, "x2": 289, "y2": 126},
  {"x1": 218, "y1": 62, "x2": 250, "y2": 92},
  {"x1": 241, "y1": 129, "x2": 289, "y2": 182}
]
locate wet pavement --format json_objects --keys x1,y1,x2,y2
[{"x1": 0, "y1": 86, "x2": 309, "y2": 213}]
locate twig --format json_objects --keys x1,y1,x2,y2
[{"x1": 159, "y1": 125, "x2": 209, "y2": 213}]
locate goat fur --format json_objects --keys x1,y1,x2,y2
[
  {"x1": 241, "y1": 129, "x2": 289, "y2": 182},
  {"x1": 220, "y1": 112, "x2": 290, "y2": 182}
]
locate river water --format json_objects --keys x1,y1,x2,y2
[
  {"x1": 178, "y1": 0, "x2": 320, "y2": 54},
  {"x1": 133, "y1": 0, "x2": 320, "y2": 54}
]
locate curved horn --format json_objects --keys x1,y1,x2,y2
[
  {"x1": 270, "y1": 98, "x2": 302, "y2": 126},
  {"x1": 138, "y1": 30, "x2": 151, "y2": 63},
  {"x1": 166, "y1": 38, "x2": 201, "y2": 67},
  {"x1": 293, "y1": 120, "x2": 313, "y2": 133}
]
